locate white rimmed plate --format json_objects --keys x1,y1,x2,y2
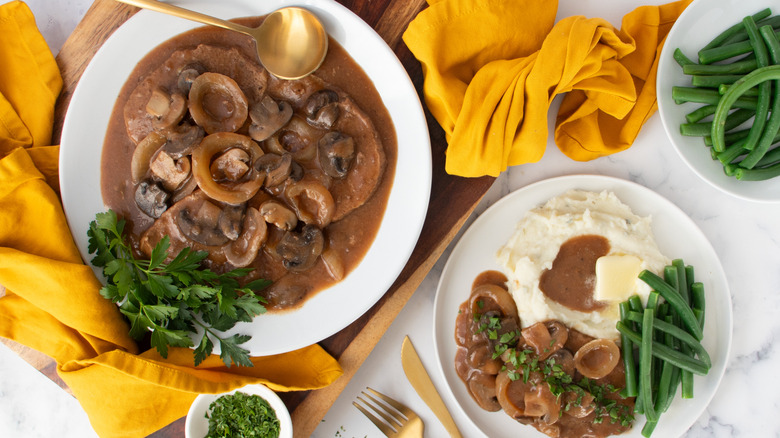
[
  {"x1": 185, "y1": 384, "x2": 292, "y2": 438},
  {"x1": 656, "y1": 0, "x2": 780, "y2": 202},
  {"x1": 59, "y1": 0, "x2": 431, "y2": 356},
  {"x1": 433, "y1": 175, "x2": 732, "y2": 437}
]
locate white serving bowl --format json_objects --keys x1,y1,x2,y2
[{"x1": 656, "y1": 0, "x2": 780, "y2": 202}]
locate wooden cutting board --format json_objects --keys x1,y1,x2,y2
[{"x1": 36, "y1": 0, "x2": 495, "y2": 436}]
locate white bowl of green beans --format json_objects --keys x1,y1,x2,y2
[{"x1": 657, "y1": 0, "x2": 780, "y2": 203}]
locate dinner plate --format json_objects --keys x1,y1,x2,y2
[
  {"x1": 656, "y1": 0, "x2": 780, "y2": 202},
  {"x1": 59, "y1": 0, "x2": 431, "y2": 356},
  {"x1": 432, "y1": 175, "x2": 732, "y2": 437}
]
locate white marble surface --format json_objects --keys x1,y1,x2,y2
[{"x1": 3, "y1": 0, "x2": 780, "y2": 437}]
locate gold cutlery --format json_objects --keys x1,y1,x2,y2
[
  {"x1": 401, "y1": 335, "x2": 463, "y2": 437},
  {"x1": 353, "y1": 387, "x2": 424, "y2": 437}
]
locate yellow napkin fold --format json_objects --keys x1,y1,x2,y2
[
  {"x1": 0, "y1": 2, "x2": 342, "y2": 437},
  {"x1": 403, "y1": 0, "x2": 692, "y2": 177}
]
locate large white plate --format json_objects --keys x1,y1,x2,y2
[
  {"x1": 433, "y1": 175, "x2": 732, "y2": 437},
  {"x1": 59, "y1": 0, "x2": 431, "y2": 356},
  {"x1": 656, "y1": 0, "x2": 780, "y2": 202}
]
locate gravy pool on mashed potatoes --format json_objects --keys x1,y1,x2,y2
[{"x1": 496, "y1": 189, "x2": 669, "y2": 340}]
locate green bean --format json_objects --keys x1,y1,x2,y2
[
  {"x1": 653, "y1": 316, "x2": 678, "y2": 416},
  {"x1": 616, "y1": 322, "x2": 710, "y2": 375},
  {"x1": 718, "y1": 83, "x2": 760, "y2": 96},
  {"x1": 715, "y1": 138, "x2": 749, "y2": 164},
  {"x1": 720, "y1": 14, "x2": 780, "y2": 46},
  {"x1": 672, "y1": 86, "x2": 758, "y2": 109},
  {"x1": 738, "y1": 16, "x2": 771, "y2": 152},
  {"x1": 686, "y1": 105, "x2": 717, "y2": 124},
  {"x1": 740, "y1": 25, "x2": 780, "y2": 167},
  {"x1": 681, "y1": 108, "x2": 755, "y2": 137},
  {"x1": 691, "y1": 282, "x2": 706, "y2": 329},
  {"x1": 756, "y1": 142, "x2": 780, "y2": 166},
  {"x1": 619, "y1": 301, "x2": 639, "y2": 398},
  {"x1": 735, "y1": 160, "x2": 780, "y2": 179},
  {"x1": 640, "y1": 308, "x2": 658, "y2": 422},
  {"x1": 703, "y1": 127, "x2": 751, "y2": 146},
  {"x1": 699, "y1": 28, "x2": 780, "y2": 64},
  {"x1": 710, "y1": 66, "x2": 780, "y2": 152},
  {"x1": 691, "y1": 74, "x2": 743, "y2": 88},
  {"x1": 638, "y1": 270, "x2": 704, "y2": 341},
  {"x1": 642, "y1": 420, "x2": 658, "y2": 437},
  {"x1": 683, "y1": 57, "x2": 758, "y2": 75},
  {"x1": 629, "y1": 295, "x2": 643, "y2": 313},
  {"x1": 624, "y1": 312, "x2": 712, "y2": 368},
  {"x1": 700, "y1": 8, "x2": 772, "y2": 51},
  {"x1": 674, "y1": 48, "x2": 696, "y2": 67}
]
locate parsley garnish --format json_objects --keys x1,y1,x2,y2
[
  {"x1": 87, "y1": 210, "x2": 270, "y2": 367},
  {"x1": 206, "y1": 391, "x2": 280, "y2": 437}
]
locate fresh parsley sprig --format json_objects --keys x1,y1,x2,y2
[{"x1": 87, "y1": 210, "x2": 270, "y2": 367}]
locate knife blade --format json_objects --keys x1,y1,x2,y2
[{"x1": 401, "y1": 335, "x2": 463, "y2": 438}]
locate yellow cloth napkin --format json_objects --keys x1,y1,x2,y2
[
  {"x1": 403, "y1": 0, "x2": 692, "y2": 177},
  {"x1": 0, "y1": 2, "x2": 342, "y2": 437}
]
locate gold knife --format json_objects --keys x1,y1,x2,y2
[{"x1": 401, "y1": 335, "x2": 463, "y2": 438}]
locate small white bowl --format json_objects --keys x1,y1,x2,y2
[
  {"x1": 185, "y1": 384, "x2": 293, "y2": 438},
  {"x1": 656, "y1": 0, "x2": 780, "y2": 202}
]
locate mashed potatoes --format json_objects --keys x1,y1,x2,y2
[{"x1": 496, "y1": 189, "x2": 668, "y2": 339}]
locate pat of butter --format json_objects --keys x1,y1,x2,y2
[{"x1": 594, "y1": 255, "x2": 642, "y2": 302}]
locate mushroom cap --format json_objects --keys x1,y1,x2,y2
[
  {"x1": 248, "y1": 95, "x2": 293, "y2": 141},
  {"x1": 276, "y1": 224, "x2": 324, "y2": 272},
  {"x1": 188, "y1": 72, "x2": 249, "y2": 134},
  {"x1": 318, "y1": 131, "x2": 355, "y2": 179}
]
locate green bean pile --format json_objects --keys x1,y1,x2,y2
[
  {"x1": 671, "y1": 8, "x2": 780, "y2": 181},
  {"x1": 616, "y1": 260, "x2": 709, "y2": 437}
]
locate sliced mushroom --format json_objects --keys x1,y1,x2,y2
[
  {"x1": 318, "y1": 131, "x2": 355, "y2": 179},
  {"x1": 496, "y1": 369, "x2": 530, "y2": 419},
  {"x1": 162, "y1": 123, "x2": 204, "y2": 159},
  {"x1": 467, "y1": 341, "x2": 502, "y2": 375},
  {"x1": 468, "y1": 283, "x2": 519, "y2": 321},
  {"x1": 176, "y1": 65, "x2": 204, "y2": 94},
  {"x1": 176, "y1": 198, "x2": 230, "y2": 246},
  {"x1": 171, "y1": 174, "x2": 198, "y2": 204},
  {"x1": 264, "y1": 115, "x2": 321, "y2": 161},
  {"x1": 191, "y1": 132, "x2": 264, "y2": 205},
  {"x1": 562, "y1": 390, "x2": 595, "y2": 418},
  {"x1": 226, "y1": 207, "x2": 267, "y2": 267},
  {"x1": 259, "y1": 200, "x2": 297, "y2": 230},
  {"x1": 153, "y1": 92, "x2": 187, "y2": 130},
  {"x1": 210, "y1": 147, "x2": 251, "y2": 182},
  {"x1": 276, "y1": 224, "x2": 324, "y2": 272},
  {"x1": 467, "y1": 371, "x2": 501, "y2": 412},
  {"x1": 524, "y1": 384, "x2": 561, "y2": 425},
  {"x1": 150, "y1": 151, "x2": 191, "y2": 191},
  {"x1": 218, "y1": 204, "x2": 246, "y2": 241},
  {"x1": 285, "y1": 179, "x2": 335, "y2": 228},
  {"x1": 254, "y1": 153, "x2": 292, "y2": 187},
  {"x1": 135, "y1": 180, "x2": 169, "y2": 218},
  {"x1": 248, "y1": 95, "x2": 293, "y2": 141},
  {"x1": 131, "y1": 131, "x2": 167, "y2": 184},
  {"x1": 521, "y1": 320, "x2": 568, "y2": 361},
  {"x1": 573, "y1": 338, "x2": 620, "y2": 379},
  {"x1": 304, "y1": 89, "x2": 340, "y2": 129},
  {"x1": 188, "y1": 72, "x2": 248, "y2": 134},
  {"x1": 146, "y1": 88, "x2": 172, "y2": 118}
]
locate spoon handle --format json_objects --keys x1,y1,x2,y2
[{"x1": 114, "y1": 0, "x2": 254, "y2": 35}]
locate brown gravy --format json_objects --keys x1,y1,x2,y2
[
  {"x1": 539, "y1": 235, "x2": 609, "y2": 312},
  {"x1": 100, "y1": 17, "x2": 397, "y2": 311}
]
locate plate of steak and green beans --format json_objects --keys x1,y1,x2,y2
[{"x1": 657, "y1": 0, "x2": 780, "y2": 202}]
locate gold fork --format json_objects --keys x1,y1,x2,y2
[{"x1": 353, "y1": 387, "x2": 424, "y2": 437}]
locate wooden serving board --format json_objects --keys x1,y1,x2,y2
[{"x1": 34, "y1": 0, "x2": 495, "y2": 436}]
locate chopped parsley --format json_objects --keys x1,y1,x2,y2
[{"x1": 206, "y1": 391, "x2": 281, "y2": 438}]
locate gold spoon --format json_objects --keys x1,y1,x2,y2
[{"x1": 115, "y1": 0, "x2": 328, "y2": 80}]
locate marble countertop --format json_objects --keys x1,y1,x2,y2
[{"x1": 3, "y1": 1, "x2": 780, "y2": 437}]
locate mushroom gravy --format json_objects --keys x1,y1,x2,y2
[
  {"x1": 100, "y1": 17, "x2": 397, "y2": 311},
  {"x1": 455, "y1": 270, "x2": 634, "y2": 438}
]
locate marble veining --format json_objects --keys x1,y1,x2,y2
[{"x1": 3, "y1": 0, "x2": 780, "y2": 437}]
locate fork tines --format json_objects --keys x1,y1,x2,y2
[{"x1": 352, "y1": 387, "x2": 414, "y2": 436}]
